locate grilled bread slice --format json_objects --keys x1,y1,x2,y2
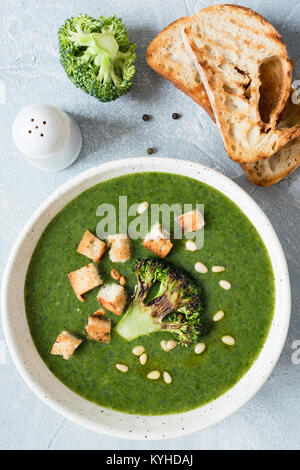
[
  {"x1": 146, "y1": 7, "x2": 290, "y2": 126},
  {"x1": 242, "y1": 94, "x2": 300, "y2": 185},
  {"x1": 147, "y1": 6, "x2": 300, "y2": 184},
  {"x1": 146, "y1": 17, "x2": 214, "y2": 119},
  {"x1": 182, "y1": 4, "x2": 300, "y2": 163}
]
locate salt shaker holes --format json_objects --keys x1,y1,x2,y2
[{"x1": 12, "y1": 103, "x2": 82, "y2": 170}]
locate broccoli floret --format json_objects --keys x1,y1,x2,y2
[
  {"x1": 58, "y1": 14, "x2": 136, "y2": 102},
  {"x1": 115, "y1": 258, "x2": 205, "y2": 346}
]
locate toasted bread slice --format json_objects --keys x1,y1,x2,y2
[
  {"x1": 146, "y1": 17, "x2": 214, "y2": 119},
  {"x1": 182, "y1": 4, "x2": 300, "y2": 163},
  {"x1": 242, "y1": 94, "x2": 300, "y2": 185}
]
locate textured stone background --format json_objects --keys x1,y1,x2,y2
[{"x1": 0, "y1": 0, "x2": 299, "y2": 450}]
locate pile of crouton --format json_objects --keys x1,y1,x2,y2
[{"x1": 51, "y1": 208, "x2": 204, "y2": 360}]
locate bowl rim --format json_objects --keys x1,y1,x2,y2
[{"x1": 1, "y1": 156, "x2": 291, "y2": 440}]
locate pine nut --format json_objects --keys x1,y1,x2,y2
[
  {"x1": 160, "y1": 340, "x2": 169, "y2": 352},
  {"x1": 212, "y1": 265, "x2": 225, "y2": 273},
  {"x1": 137, "y1": 201, "x2": 149, "y2": 214},
  {"x1": 147, "y1": 370, "x2": 160, "y2": 380},
  {"x1": 195, "y1": 262, "x2": 208, "y2": 273},
  {"x1": 139, "y1": 353, "x2": 147, "y2": 365},
  {"x1": 167, "y1": 340, "x2": 177, "y2": 350},
  {"x1": 93, "y1": 308, "x2": 105, "y2": 316},
  {"x1": 115, "y1": 363, "x2": 129, "y2": 373},
  {"x1": 132, "y1": 345, "x2": 145, "y2": 356},
  {"x1": 185, "y1": 240, "x2": 197, "y2": 251},
  {"x1": 163, "y1": 371, "x2": 172, "y2": 384},
  {"x1": 111, "y1": 269, "x2": 120, "y2": 280},
  {"x1": 219, "y1": 280, "x2": 231, "y2": 290},
  {"x1": 213, "y1": 310, "x2": 225, "y2": 322},
  {"x1": 119, "y1": 275, "x2": 126, "y2": 286},
  {"x1": 194, "y1": 343, "x2": 206, "y2": 355},
  {"x1": 222, "y1": 335, "x2": 235, "y2": 346}
]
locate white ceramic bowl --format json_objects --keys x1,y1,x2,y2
[{"x1": 1, "y1": 157, "x2": 291, "y2": 440}]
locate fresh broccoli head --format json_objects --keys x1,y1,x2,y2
[
  {"x1": 115, "y1": 258, "x2": 204, "y2": 346},
  {"x1": 58, "y1": 14, "x2": 136, "y2": 102}
]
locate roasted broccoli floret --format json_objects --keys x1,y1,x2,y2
[
  {"x1": 115, "y1": 258, "x2": 204, "y2": 346},
  {"x1": 58, "y1": 14, "x2": 136, "y2": 102}
]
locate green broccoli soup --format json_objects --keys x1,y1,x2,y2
[{"x1": 25, "y1": 172, "x2": 275, "y2": 415}]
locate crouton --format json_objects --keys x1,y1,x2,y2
[
  {"x1": 111, "y1": 268, "x2": 120, "y2": 280},
  {"x1": 97, "y1": 284, "x2": 127, "y2": 316},
  {"x1": 86, "y1": 314, "x2": 111, "y2": 343},
  {"x1": 51, "y1": 330, "x2": 82, "y2": 360},
  {"x1": 68, "y1": 263, "x2": 103, "y2": 302},
  {"x1": 77, "y1": 230, "x2": 106, "y2": 263},
  {"x1": 142, "y1": 223, "x2": 173, "y2": 258},
  {"x1": 107, "y1": 234, "x2": 131, "y2": 263},
  {"x1": 176, "y1": 210, "x2": 204, "y2": 233}
]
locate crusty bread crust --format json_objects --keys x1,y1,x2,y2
[
  {"x1": 242, "y1": 93, "x2": 300, "y2": 185},
  {"x1": 241, "y1": 139, "x2": 300, "y2": 186},
  {"x1": 242, "y1": 141, "x2": 300, "y2": 187},
  {"x1": 182, "y1": 4, "x2": 300, "y2": 163},
  {"x1": 146, "y1": 17, "x2": 214, "y2": 119}
]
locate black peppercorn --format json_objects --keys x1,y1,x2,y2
[
  {"x1": 147, "y1": 147, "x2": 155, "y2": 155},
  {"x1": 142, "y1": 114, "x2": 150, "y2": 121},
  {"x1": 172, "y1": 113, "x2": 181, "y2": 120}
]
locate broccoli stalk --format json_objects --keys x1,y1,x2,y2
[
  {"x1": 115, "y1": 259, "x2": 204, "y2": 346},
  {"x1": 58, "y1": 14, "x2": 136, "y2": 102}
]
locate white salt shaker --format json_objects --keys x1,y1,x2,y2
[{"x1": 12, "y1": 104, "x2": 82, "y2": 171}]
